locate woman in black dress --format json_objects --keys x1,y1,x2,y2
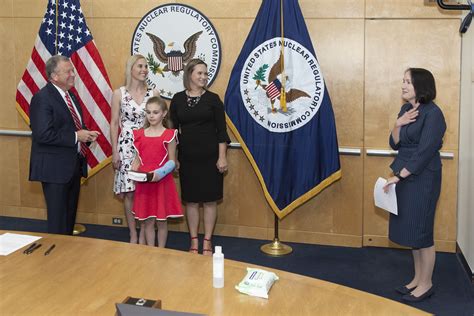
[
  {"x1": 383, "y1": 68, "x2": 446, "y2": 302},
  {"x1": 170, "y1": 59, "x2": 230, "y2": 255}
]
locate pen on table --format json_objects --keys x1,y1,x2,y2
[
  {"x1": 26, "y1": 243, "x2": 42, "y2": 255},
  {"x1": 44, "y1": 244, "x2": 56, "y2": 256},
  {"x1": 23, "y1": 243, "x2": 37, "y2": 254}
]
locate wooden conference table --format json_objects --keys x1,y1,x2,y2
[{"x1": 0, "y1": 231, "x2": 427, "y2": 315}]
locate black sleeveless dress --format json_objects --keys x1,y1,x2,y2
[{"x1": 170, "y1": 90, "x2": 230, "y2": 202}]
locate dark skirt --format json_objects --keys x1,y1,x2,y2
[
  {"x1": 389, "y1": 167, "x2": 441, "y2": 248},
  {"x1": 178, "y1": 159, "x2": 223, "y2": 203},
  {"x1": 177, "y1": 130, "x2": 224, "y2": 203}
]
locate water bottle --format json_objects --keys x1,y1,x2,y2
[{"x1": 213, "y1": 246, "x2": 224, "y2": 288}]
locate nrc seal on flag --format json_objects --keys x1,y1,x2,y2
[
  {"x1": 240, "y1": 38, "x2": 325, "y2": 133},
  {"x1": 131, "y1": 4, "x2": 222, "y2": 99}
]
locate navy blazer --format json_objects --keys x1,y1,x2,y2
[
  {"x1": 389, "y1": 101, "x2": 446, "y2": 175},
  {"x1": 29, "y1": 82, "x2": 88, "y2": 183}
]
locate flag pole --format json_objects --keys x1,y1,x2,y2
[
  {"x1": 279, "y1": 0, "x2": 287, "y2": 112},
  {"x1": 260, "y1": 0, "x2": 292, "y2": 256},
  {"x1": 260, "y1": 214, "x2": 293, "y2": 256},
  {"x1": 54, "y1": 0, "x2": 58, "y2": 54},
  {"x1": 55, "y1": 1, "x2": 86, "y2": 235}
]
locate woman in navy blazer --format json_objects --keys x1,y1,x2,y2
[{"x1": 383, "y1": 68, "x2": 446, "y2": 302}]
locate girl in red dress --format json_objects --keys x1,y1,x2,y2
[{"x1": 130, "y1": 96, "x2": 183, "y2": 247}]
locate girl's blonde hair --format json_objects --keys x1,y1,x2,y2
[
  {"x1": 125, "y1": 54, "x2": 148, "y2": 90},
  {"x1": 143, "y1": 96, "x2": 169, "y2": 128}
]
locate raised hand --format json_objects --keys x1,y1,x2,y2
[{"x1": 396, "y1": 108, "x2": 418, "y2": 127}]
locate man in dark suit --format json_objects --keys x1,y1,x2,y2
[{"x1": 29, "y1": 55, "x2": 99, "y2": 235}]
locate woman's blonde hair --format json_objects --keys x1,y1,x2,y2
[
  {"x1": 143, "y1": 96, "x2": 169, "y2": 128},
  {"x1": 125, "y1": 54, "x2": 148, "y2": 90},
  {"x1": 182, "y1": 58, "x2": 207, "y2": 91}
]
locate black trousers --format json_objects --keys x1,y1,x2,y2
[{"x1": 41, "y1": 156, "x2": 82, "y2": 235}]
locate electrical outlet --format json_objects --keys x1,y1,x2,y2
[{"x1": 112, "y1": 217, "x2": 123, "y2": 225}]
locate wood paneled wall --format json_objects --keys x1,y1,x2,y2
[{"x1": 0, "y1": 0, "x2": 461, "y2": 252}]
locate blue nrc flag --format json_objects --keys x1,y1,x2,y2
[{"x1": 224, "y1": 0, "x2": 341, "y2": 219}]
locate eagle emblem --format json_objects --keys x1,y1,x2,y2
[
  {"x1": 146, "y1": 31, "x2": 203, "y2": 76},
  {"x1": 254, "y1": 53, "x2": 310, "y2": 113}
]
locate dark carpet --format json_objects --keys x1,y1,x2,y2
[{"x1": 1, "y1": 216, "x2": 473, "y2": 315}]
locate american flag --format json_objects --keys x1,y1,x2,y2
[
  {"x1": 16, "y1": 0, "x2": 112, "y2": 179},
  {"x1": 265, "y1": 78, "x2": 282, "y2": 101}
]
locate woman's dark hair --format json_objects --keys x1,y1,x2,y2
[
  {"x1": 406, "y1": 68, "x2": 437, "y2": 104},
  {"x1": 183, "y1": 58, "x2": 208, "y2": 91}
]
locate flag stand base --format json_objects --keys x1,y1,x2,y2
[
  {"x1": 260, "y1": 214, "x2": 293, "y2": 256},
  {"x1": 73, "y1": 224, "x2": 86, "y2": 235},
  {"x1": 260, "y1": 238, "x2": 293, "y2": 256}
]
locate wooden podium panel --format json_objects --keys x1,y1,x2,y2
[{"x1": 0, "y1": 231, "x2": 427, "y2": 315}]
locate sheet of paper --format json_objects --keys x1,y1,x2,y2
[
  {"x1": 374, "y1": 177, "x2": 398, "y2": 215},
  {"x1": 0, "y1": 233, "x2": 42, "y2": 256}
]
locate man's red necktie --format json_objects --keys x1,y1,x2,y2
[{"x1": 65, "y1": 92, "x2": 87, "y2": 156}]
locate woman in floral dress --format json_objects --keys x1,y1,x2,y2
[{"x1": 110, "y1": 54, "x2": 159, "y2": 243}]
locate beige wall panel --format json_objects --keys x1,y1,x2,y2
[
  {"x1": 77, "y1": 177, "x2": 97, "y2": 213},
  {"x1": 365, "y1": 19, "x2": 460, "y2": 149},
  {"x1": 13, "y1": 0, "x2": 92, "y2": 18},
  {"x1": 0, "y1": 1, "x2": 12, "y2": 17},
  {"x1": 279, "y1": 229, "x2": 362, "y2": 247},
  {"x1": 0, "y1": 205, "x2": 21, "y2": 217},
  {"x1": 300, "y1": 0, "x2": 364, "y2": 18},
  {"x1": 12, "y1": 0, "x2": 50, "y2": 17},
  {"x1": 214, "y1": 223, "x2": 268, "y2": 240},
  {"x1": 76, "y1": 211, "x2": 98, "y2": 225},
  {"x1": 89, "y1": 18, "x2": 141, "y2": 89},
  {"x1": 1, "y1": 206, "x2": 44, "y2": 219},
  {"x1": 434, "y1": 157, "x2": 457, "y2": 241},
  {"x1": 363, "y1": 156, "x2": 394, "y2": 238},
  {"x1": 332, "y1": 155, "x2": 363, "y2": 235},
  {"x1": 307, "y1": 19, "x2": 364, "y2": 147},
  {"x1": 364, "y1": 235, "x2": 455, "y2": 253},
  {"x1": 220, "y1": 149, "x2": 272, "y2": 228},
  {"x1": 181, "y1": 0, "x2": 261, "y2": 18},
  {"x1": 363, "y1": 155, "x2": 457, "y2": 252},
  {"x1": 16, "y1": 113, "x2": 29, "y2": 130},
  {"x1": 204, "y1": 19, "x2": 253, "y2": 98},
  {"x1": 98, "y1": 213, "x2": 123, "y2": 227},
  {"x1": 18, "y1": 137, "x2": 45, "y2": 208},
  {"x1": 366, "y1": 0, "x2": 461, "y2": 18},
  {"x1": 281, "y1": 185, "x2": 334, "y2": 232},
  {"x1": 0, "y1": 18, "x2": 18, "y2": 129},
  {"x1": 281, "y1": 155, "x2": 362, "y2": 238},
  {"x1": 20, "y1": 206, "x2": 46, "y2": 219},
  {"x1": 92, "y1": 0, "x2": 173, "y2": 18},
  {"x1": 188, "y1": 0, "x2": 364, "y2": 19},
  {"x1": 218, "y1": 150, "x2": 241, "y2": 225},
  {"x1": 92, "y1": 0, "x2": 363, "y2": 19},
  {"x1": 0, "y1": 138, "x2": 20, "y2": 206},
  {"x1": 168, "y1": 218, "x2": 187, "y2": 232},
  {"x1": 94, "y1": 165, "x2": 124, "y2": 215}
]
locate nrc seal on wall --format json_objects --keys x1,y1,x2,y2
[
  {"x1": 131, "y1": 4, "x2": 222, "y2": 99},
  {"x1": 240, "y1": 38, "x2": 325, "y2": 133}
]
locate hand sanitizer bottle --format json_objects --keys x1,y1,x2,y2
[{"x1": 213, "y1": 246, "x2": 224, "y2": 288}]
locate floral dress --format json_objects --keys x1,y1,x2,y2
[{"x1": 113, "y1": 87, "x2": 153, "y2": 194}]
